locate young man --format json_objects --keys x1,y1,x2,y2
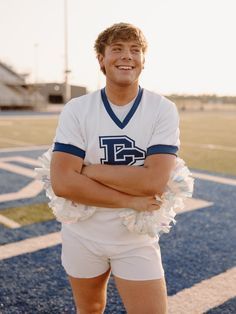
[{"x1": 50, "y1": 23, "x2": 179, "y2": 314}]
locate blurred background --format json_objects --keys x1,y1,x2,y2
[
  {"x1": 0, "y1": 0, "x2": 235, "y2": 175},
  {"x1": 0, "y1": 1, "x2": 236, "y2": 313}
]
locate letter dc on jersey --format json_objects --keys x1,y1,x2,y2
[{"x1": 99, "y1": 136, "x2": 146, "y2": 165}]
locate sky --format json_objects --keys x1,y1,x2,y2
[{"x1": 0, "y1": 0, "x2": 235, "y2": 95}]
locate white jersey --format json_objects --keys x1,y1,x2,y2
[{"x1": 53, "y1": 87, "x2": 180, "y2": 244}]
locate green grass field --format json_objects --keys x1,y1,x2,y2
[
  {"x1": 179, "y1": 111, "x2": 236, "y2": 175},
  {"x1": 0, "y1": 116, "x2": 58, "y2": 148},
  {"x1": 0, "y1": 110, "x2": 235, "y2": 227},
  {"x1": 0, "y1": 111, "x2": 235, "y2": 175},
  {"x1": 0, "y1": 203, "x2": 54, "y2": 225}
]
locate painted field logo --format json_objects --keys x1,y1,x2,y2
[{"x1": 99, "y1": 135, "x2": 146, "y2": 165}]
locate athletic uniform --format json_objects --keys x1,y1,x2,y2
[{"x1": 53, "y1": 87, "x2": 180, "y2": 280}]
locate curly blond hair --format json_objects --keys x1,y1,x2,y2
[{"x1": 94, "y1": 22, "x2": 148, "y2": 56}]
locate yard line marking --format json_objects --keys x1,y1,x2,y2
[
  {"x1": 0, "y1": 180, "x2": 43, "y2": 202},
  {"x1": 183, "y1": 142, "x2": 236, "y2": 152},
  {"x1": 0, "y1": 145, "x2": 49, "y2": 153},
  {"x1": 193, "y1": 171, "x2": 236, "y2": 186},
  {"x1": 0, "y1": 137, "x2": 34, "y2": 146},
  {"x1": 0, "y1": 115, "x2": 58, "y2": 120},
  {"x1": 0, "y1": 214, "x2": 21, "y2": 228},
  {"x1": 177, "y1": 198, "x2": 213, "y2": 214},
  {"x1": 0, "y1": 161, "x2": 36, "y2": 178},
  {"x1": 0, "y1": 232, "x2": 61, "y2": 260},
  {"x1": 0, "y1": 156, "x2": 41, "y2": 167},
  {"x1": 168, "y1": 267, "x2": 236, "y2": 314}
]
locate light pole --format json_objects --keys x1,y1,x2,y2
[
  {"x1": 64, "y1": 0, "x2": 71, "y2": 103},
  {"x1": 34, "y1": 43, "x2": 39, "y2": 107}
]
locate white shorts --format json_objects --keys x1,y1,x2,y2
[{"x1": 61, "y1": 227, "x2": 164, "y2": 281}]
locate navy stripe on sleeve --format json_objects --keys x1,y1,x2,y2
[
  {"x1": 53, "y1": 142, "x2": 85, "y2": 159},
  {"x1": 147, "y1": 144, "x2": 178, "y2": 156}
]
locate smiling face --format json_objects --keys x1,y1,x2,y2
[{"x1": 98, "y1": 40, "x2": 145, "y2": 88}]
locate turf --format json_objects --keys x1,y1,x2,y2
[
  {"x1": 0, "y1": 117, "x2": 58, "y2": 148},
  {"x1": 179, "y1": 112, "x2": 236, "y2": 175},
  {"x1": 0, "y1": 203, "x2": 55, "y2": 226},
  {"x1": 0, "y1": 111, "x2": 235, "y2": 175}
]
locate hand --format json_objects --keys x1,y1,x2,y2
[{"x1": 129, "y1": 195, "x2": 162, "y2": 212}]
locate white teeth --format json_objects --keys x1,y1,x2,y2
[{"x1": 117, "y1": 66, "x2": 132, "y2": 70}]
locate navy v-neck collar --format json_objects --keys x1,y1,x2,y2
[{"x1": 101, "y1": 86, "x2": 143, "y2": 129}]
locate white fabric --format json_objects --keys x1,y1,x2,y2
[
  {"x1": 36, "y1": 88, "x2": 184, "y2": 245},
  {"x1": 61, "y1": 225, "x2": 164, "y2": 280},
  {"x1": 35, "y1": 151, "x2": 193, "y2": 239},
  {"x1": 54, "y1": 89, "x2": 180, "y2": 166},
  {"x1": 110, "y1": 100, "x2": 134, "y2": 122}
]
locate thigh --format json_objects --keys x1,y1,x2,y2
[
  {"x1": 69, "y1": 268, "x2": 111, "y2": 314},
  {"x1": 114, "y1": 276, "x2": 167, "y2": 314},
  {"x1": 111, "y1": 241, "x2": 164, "y2": 281},
  {"x1": 61, "y1": 227, "x2": 110, "y2": 278}
]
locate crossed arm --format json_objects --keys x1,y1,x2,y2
[
  {"x1": 82, "y1": 154, "x2": 176, "y2": 196},
  {"x1": 50, "y1": 151, "x2": 176, "y2": 212}
]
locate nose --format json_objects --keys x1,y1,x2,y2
[{"x1": 121, "y1": 49, "x2": 132, "y2": 60}]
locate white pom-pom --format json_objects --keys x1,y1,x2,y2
[
  {"x1": 119, "y1": 157, "x2": 194, "y2": 237},
  {"x1": 35, "y1": 148, "x2": 96, "y2": 223}
]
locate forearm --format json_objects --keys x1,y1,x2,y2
[
  {"x1": 51, "y1": 168, "x2": 133, "y2": 208},
  {"x1": 82, "y1": 164, "x2": 169, "y2": 196}
]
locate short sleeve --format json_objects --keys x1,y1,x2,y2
[
  {"x1": 53, "y1": 100, "x2": 86, "y2": 159},
  {"x1": 147, "y1": 97, "x2": 180, "y2": 157}
]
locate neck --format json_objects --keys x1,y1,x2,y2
[{"x1": 105, "y1": 81, "x2": 139, "y2": 106}]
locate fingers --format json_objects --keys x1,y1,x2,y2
[
  {"x1": 147, "y1": 203, "x2": 161, "y2": 212},
  {"x1": 147, "y1": 196, "x2": 163, "y2": 211}
]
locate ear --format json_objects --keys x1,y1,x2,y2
[
  {"x1": 142, "y1": 56, "x2": 145, "y2": 69},
  {"x1": 97, "y1": 53, "x2": 104, "y2": 68},
  {"x1": 97, "y1": 53, "x2": 106, "y2": 75}
]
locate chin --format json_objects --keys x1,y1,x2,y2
[{"x1": 116, "y1": 78, "x2": 137, "y2": 87}]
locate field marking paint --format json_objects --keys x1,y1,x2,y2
[
  {"x1": 177, "y1": 198, "x2": 213, "y2": 214},
  {"x1": 193, "y1": 171, "x2": 236, "y2": 186},
  {"x1": 0, "y1": 232, "x2": 61, "y2": 260},
  {"x1": 0, "y1": 180, "x2": 43, "y2": 202},
  {"x1": 0, "y1": 137, "x2": 34, "y2": 146},
  {"x1": 0, "y1": 115, "x2": 58, "y2": 120},
  {"x1": 0, "y1": 161, "x2": 36, "y2": 178},
  {"x1": 0, "y1": 156, "x2": 41, "y2": 167},
  {"x1": 0, "y1": 231, "x2": 235, "y2": 314},
  {"x1": 0, "y1": 214, "x2": 21, "y2": 228},
  {"x1": 183, "y1": 142, "x2": 236, "y2": 152},
  {"x1": 0, "y1": 156, "x2": 44, "y2": 203},
  {"x1": 168, "y1": 267, "x2": 236, "y2": 314},
  {"x1": 0, "y1": 145, "x2": 49, "y2": 153}
]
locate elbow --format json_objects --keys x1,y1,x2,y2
[
  {"x1": 50, "y1": 174, "x2": 71, "y2": 198},
  {"x1": 51, "y1": 181, "x2": 68, "y2": 198},
  {"x1": 146, "y1": 178, "x2": 169, "y2": 196}
]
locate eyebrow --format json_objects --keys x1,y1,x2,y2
[{"x1": 110, "y1": 42, "x2": 141, "y2": 48}]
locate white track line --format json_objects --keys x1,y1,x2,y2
[
  {"x1": 0, "y1": 161, "x2": 36, "y2": 178},
  {"x1": 193, "y1": 171, "x2": 236, "y2": 186},
  {"x1": 168, "y1": 267, "x2": 236, "y2": 314},
  {"x1": 177, "y1": 198, "x2": 213, "y2": 214},
  {"x1": 0, "y1": 145, "x2": 49, "y2": 153},
  {"x1": 0, "y1": 180, "x2": 43, "y2": 203},
  {"x1": 0, "y1": 231, "x2": 235, "y2": 314},
  {"x1": 0, "y1": 115, "x2": 58, "y2": 120},
  {"x1": 0, "y1": 156, "x2": 41, "y2": 166},
  {"x1": 0, "y1": 214, "x2": 21, "y2": 228},
  {"x1": 183, "y1": 142, "x2": 236, "y2": 152},
  {"x1": 0, "y1": 138, "x2": 34, "y2": 146},
  {"x1": 0, "y1": 232, "x2": 61, "y2": 260}
]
